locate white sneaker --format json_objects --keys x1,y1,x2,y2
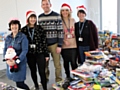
[
  {"x1": 32, "y1": 83, "x2": 41, "y2": 90},
  {"x1": 33, "y1": 87, "x2": 39, "y2": 90},
  {"x1": 38, "y1": 83, "x2": 41, "y2": 86}
]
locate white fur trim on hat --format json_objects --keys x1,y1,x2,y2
[
  {"x1": 77, "y1": 8, "x2": 87, "y2": 14},
  {"x1": 77, "y1": 5, "x2": 87, "y2": 14},
  {"x1": 61, "y1": 6, "x2": 70, "y2": 11},
  {"x1": 26, "y1": 11, "x2": 36, "y2": 19},
  {"x1": 61, "y1": 3, "x2": 72, "y2": 12}
]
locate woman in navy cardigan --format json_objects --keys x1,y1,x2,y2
[
  {"x1": 21, "y1": 11, "x2": 49, "y2": 90},
  {"x1": 75, "y1": 5, "x2": 98, "y2": 65}
]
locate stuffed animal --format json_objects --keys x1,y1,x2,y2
[{"x1": 3, "y1": 46, "x2": 20, "y2": 72}]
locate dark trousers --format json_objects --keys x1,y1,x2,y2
[
  {"x1": 27, "y1": 53, "x2": 47, "y2": 90},
  {"x1": 61, "y1": 48, "x2": 78, "y2": 78},
  {"x1": 78, "y1": 46, "x2": 90, "y2": 64},
  {"x1": 16, "y1": 81, "x2": 30, "y2": 90}
]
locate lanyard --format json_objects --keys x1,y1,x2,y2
[
  {"x1": 79, "y1": 20, "x2": 86, "y2": 36},
  {"x1": 11, "y1": 38, "x2": 15, "y2": 47},
  {"x1": 63, "y1": 19, "x2": 70, "y2": 33},
  {"x1": 27, "y1": 27, "x2": 35, "y2": 42}
]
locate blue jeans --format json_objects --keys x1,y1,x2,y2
[{"x1": 78, "y1": 46, "x2": 90, "y2": 65}]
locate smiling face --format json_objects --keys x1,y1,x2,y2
[
  {"x1": 61, "y1": 9, "x2": 70, "y2": 18},
  {"x1": 9, "y1": 20, "x2": 21, "y2": 31},
  {"x1": 10, "y1": 24, "x2": 19, "y2": 33},
  {"x1": 27, "y1": 15, "x2": 37, "y2": 26},
  {"x1": 41, "y1": 0, "x2": 51, "y2": 13},
  {"x1": 77, "y1": 10, "x2": 86, "y2": 21},
  {"x1": 29, "y1": 16, "x2": 37, "y2": 25}
]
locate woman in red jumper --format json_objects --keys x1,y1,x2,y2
[{"x1": 60, "y1": 3, "x2": 78, "y2": 80}]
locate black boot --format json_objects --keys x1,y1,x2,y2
[
  {"x1": 14, "y1": 68, "x2": 19, "y2": 72},
  {"x1": 10, "y1": 67, "x2": 14, "y2": 72}
]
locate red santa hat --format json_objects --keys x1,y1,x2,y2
[
  {"x1": 77, "y1": 5, "x2": 87, "y2": 14},
  {"x1": 26, "y1": 10, "x2": 36, "y2": 23},
  {"x1": 9, "y1": 18, "x2": 19, "y2": 23},
  {"x1": 8, "y1": 46, "x2": 14, "y2": 51},
  {"x1": 61, "y1": 3, "x2": 72, "y2": 12},
  {"x1": 26, "y1": 10, "x2": 36, "y2": 19}
]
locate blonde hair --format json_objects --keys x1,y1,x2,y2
[{"x1": 60, "y1": 10, "x2": 71, "y2": 19}]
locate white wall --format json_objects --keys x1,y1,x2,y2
[
  {"x1": 102, "y1": 0, "x2": 117, "y2": 33},
  {"x1": 87, "y1": 0, "x2": 100, "y2": 29},
  {"x1": 0, "y1": 0, "x2": 17, "y2": 32},
  {"x1": 0, "y1": 0, "x2": 42, "y2": 32},
  {"x1": 0, "y1": 0, "x2": 100, "y2": 32},
  {"x1": 69, "y1": 0, "x2": 88, "y2": 21}
]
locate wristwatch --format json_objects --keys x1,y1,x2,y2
[{"x1": 15, "y1": 59, "x2": 20, "y2": 64}]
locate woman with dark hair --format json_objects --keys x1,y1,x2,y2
[
  {"x1": 60, "y1": 3, "x2": 78, "y2": 80},
  {"x1": 75, "y1": 5, "x2": 98, "y2": 65},
  {"x1": 21, "y1": 10, "x2": 49, "y2": 90},
  {"x1": 3, "y1": 18, "x2": 30, "y2": 90}
]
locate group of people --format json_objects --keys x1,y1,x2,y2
[{"x1": 3, "y1": 0, "x2": 98, "y2": 90}]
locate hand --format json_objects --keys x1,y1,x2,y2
[
  {"x1": 56, "y1": 47, "x2": 61, "y2": 54},
  {"x1": 45, "y1": 57, "x2": 49, "y2": 62},
  {"x1": 6, "y1": 60, "x2": 15, "y2": 66}
]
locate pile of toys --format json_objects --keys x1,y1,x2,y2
[
  {"x1": 52, "y1": 30, "x2": 120, "y2": 90},
  {"x1": 84, "y1": 51, "x2": 108, "y2": 65},
  {"x1": 0, "y1": 82, "x2": 17, "y2": 90},
  {"x1": 98, "y1": 30, "x2": 112, "y2": 51},
  {"x1": 68, "y1": 51, "x2": 120, "y2": 90},
  {"x1": 52, "y1": 50, "x2": 120, "y2": 90},
  {"x1": 98, "y1": 30, "x2": 120, "y2": 52}
]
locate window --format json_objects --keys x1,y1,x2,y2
[{"x1": 102, "y1": 0, "x2": 117, "y2": 33}]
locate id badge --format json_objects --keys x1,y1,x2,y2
[
  {"x1": 30, "y1": 44, "x2": 36, "y2": 48},
  {"x1": 79, "y1": 37, "x2": 83, "y2": 42},
  {"x1": 67, "y1": 34, "x2": 72, "y2": 39}
]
